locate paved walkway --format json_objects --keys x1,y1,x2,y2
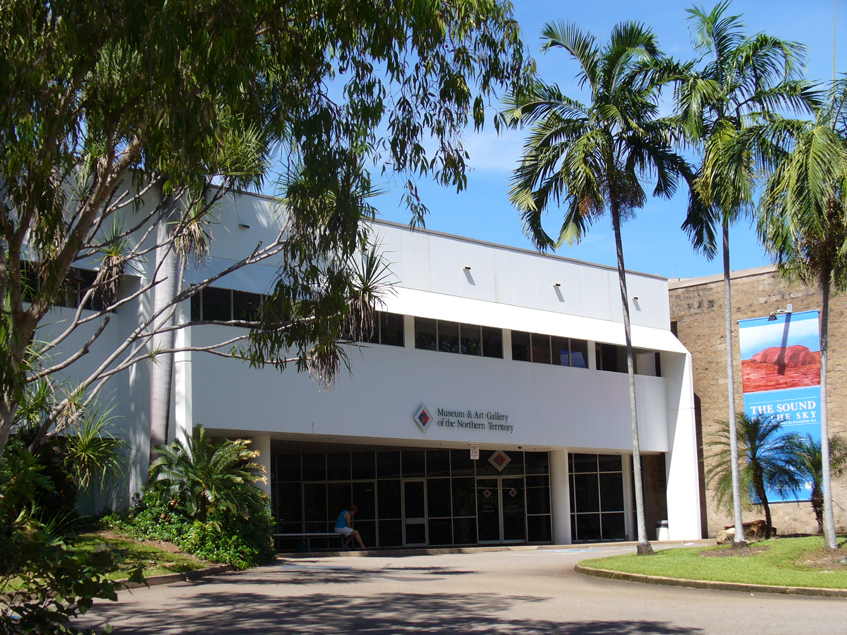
[{"x1": 78, "y1": 545, "x2": 846, "y2": 634}]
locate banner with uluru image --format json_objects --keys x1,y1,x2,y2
[{"x1": 738, "y1": 310, "x2": 821, "y2": 502}]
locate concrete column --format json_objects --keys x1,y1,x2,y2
[
  {"x1": 662, "y1": 351, "x2": 703, "y2": 540},
  {"x1": 549, "y1": 449, "x2": 571, "y2": 545},
  {"x1": 252, "y1": 435, "x2": 272, "y2": 496},
  {"x1": 622, "y1": 454, "x2": 635, "y2": 540}
]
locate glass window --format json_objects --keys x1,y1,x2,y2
[
  {"x1": 277, "y1": 483, "x2": 302, "y2": 524},
  {"x1": 570, "y1": 453, "x2": 597, "y2": 473},
  {"x1": 277, "y1": 455, "x2": 301, "y2": 482},
  {"x1": 451, "y1": 478, "x2": 476, "y2": 517},
  {"x1": 303, "y1": 483, "x2": 327, "y2": 521},
  {"x1": 352, "y1": 452, "x2": 376, "y2": 480},
  {"x1": 551, "y1": 336, "x2": 569, "y2": 366},
  {"x1": 427, "y1": 478, "x2": 452, "y2": 517},
  {"x1": 401, "y1": 450, "x2": 425, "y2": 477},
  {"x1": 570, "y1": 339, "x2": 588, "y2": 368},
  {"x1": 482, "y1": 327, "x2": 503, "y2": 359},
  {"x1": 414, "y1": 317, "x2": 437, "y2": 351},
  {"x1": 377, "y1": 452, "x2": 401, "y2": 479},
  {"x1": 572, "y1": 473, "x2": 600, "y2": 513},
  {"x1": 302, "y1": 454, "x2": 326, "y2": 481},
  {"x1": 528, "y1": 515, "x2": 552, "y2": 542},
  {"x1": 380, "y1": 312, "x2": 404, "y2": 347},
  {"x1": 511, "y1": 330, "x2": 530, "y2": 361},
  {"x1": 426, "y1": 450, "x2": 450, "y2": 477},
  {"x1": 598, "y1": 455, "x2": 623, "y2": 472},
  {"x1": 428, "y1": 518, "x2": 452, "y2": 545},
  {"x1": 233, "y1": 290, "x2": 262, "y2": 321},
  {"x1": 526, "y1": 475, "x2": 550, "y2": 515},
  {"x1": 190, "y1": 290, "x2": 202, "y2": 322},
  {"x1": 326, "y1": 453, "x2": 351, "y2": 481},
  {"x1": 525, "y1": 452, "x2": 549, "y2": 475},
  {"x1": 202, "y1": 287, "x2": 231, "y2": 321},
  {"x1": 378, "y1": 519, "x2": 403, "y2": 546},
  {"x1": 377, "y1": 480, "x2": 402, "y2": 518},
  {"x1": 453, "y1": 517, "x2": 477, "y2": 544},
  {"x1": 438, "y1": 321, "x2": 460, "y2": 354},
  {"x1": 352, "y1": 482, "x2": 376, "y2": 520},
  {"x1": 531, "y1": 333, "x2": 551, "y2": 364},
  {"x1": 460, "y1": 324, "x2": 481, "y2": 356},
  {"x1": 596, "y1": 343, "x2": 627, "y2": 373},
  {"x1": 327, "y1": 482, "x2": 351, "y2": 518},
  {"x1": 450, "y1": 449, "x2": 475, "y2": 476}
]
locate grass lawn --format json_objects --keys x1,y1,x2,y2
[
  {"x1": 73, "y1": 531, "x2": 211, "y2": 581},
  {"x1": 579, "y1": 536, "x2": 847, "y2": 589}
]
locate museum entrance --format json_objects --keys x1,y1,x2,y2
[
  {"x1": 476, "y1": 476, "x2": 526, "y2": 543},
  {"x1": 271, "y1": 445, "x2": 553, "y2": 550}
]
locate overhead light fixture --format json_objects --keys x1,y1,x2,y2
[
  {"x1": 463, "y1": 266, "x2": 471, "y2": 271},
  {"x1": 553, "y1": 283, "x2": 561, "y2": 288},
  {"x1": 768, "y1": 304, "x2": 793, "y2": 321},
  {"x1": 238, "y1": 223, "x2": 250, "y2": 229},
  {"x1": 632, "y1": 296, "x2": 639, "y2": 301}
]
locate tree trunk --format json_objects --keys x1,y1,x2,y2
[
  {"x1": 611, "y1": 207, "x2": 653, "y2": 555},
  {"x1": 722, "y1": 223, "x2": 746, "y2": 547},
  {"x1": 753, "y1": 470, "x2": 772, "y2": 539},
  {"x1": 819, "y1": 271, "x2": 838, "y2": 550},
  {"x1": 811, "y1": 484, "x2": 824, "y2": 535},
  {"x1": 149, "y1": 202, "x2": 180, "y2": 462}
]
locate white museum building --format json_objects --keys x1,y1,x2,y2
[{"x1": 44, "y1": 189, "x2": 702, "y2": 548}]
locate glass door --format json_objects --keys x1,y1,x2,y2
[
  {"x1": 501, "y1": 477, "x2": 526, "y2": 542},
  {"x1": 403, "y1": 479, "x2": 427, "y2": 545},
  {"x1": 476, "y1": 478, "x2": 501, "y2": 542}
]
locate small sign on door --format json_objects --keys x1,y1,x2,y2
[{"x1": 470, "y1": 444, "x2": 479, "y2": 460}]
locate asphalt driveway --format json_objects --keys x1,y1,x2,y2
[{"x1": 77, "y1": 545, "x2": 846, "y2": 634}]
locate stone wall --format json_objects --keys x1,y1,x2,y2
[{"x1": 669, "y1": 266, "x2": 847, "y2": 537}]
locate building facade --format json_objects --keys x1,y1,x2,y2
[
  {"x1": 44, "y1": 190, "x2": 702, "y2": 548},
  {"x1": 669, "y1": 266, "x2": 847, "y2": 538}
]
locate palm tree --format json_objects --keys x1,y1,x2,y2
[
  {"x1": 705, "y1": 413, "x2": 800, "y2": 539},
  {"x1": 790, "y1": 434, "x2": 847, "y2": 535},
  {"x1": 676, "y1": 1, "x2": 816, "y2": 547},
  {"x1": 504, "y1": 21, "x2": 691, "y2": 555},
  {"x1": 759, "y1": 78, "x2": 847, "y2": 549},
  {"x1": 147, "y1": 424, "x2": 266, "y2": 522}
]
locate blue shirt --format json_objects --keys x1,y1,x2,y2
[{"x1": 335, "y1": 510, "x2": 348, "y2": 529}]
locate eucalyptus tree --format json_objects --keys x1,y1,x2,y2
[
  {"x1": 0, "y1": 0, "x2": 530, "y2": 464},
  {"x1": 759, "y1": 78, "x2": 847, "y2": 549},
  {"x1": 504, "y1": 21, "x2": 692, "y2": 555},
  {"x1": 675, "y1": 1, "x2": 816, "y2": 547}
]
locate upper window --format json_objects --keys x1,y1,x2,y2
[
  {"x1": 595, "y1": 343, "x2": 661, "y2": 376},
  {"x1": 347, "y1": 311, "x2": 405, "y2": 347},
  {"x1": 22, "y1": 263, "x2": 105, "y2": 311},
  {"x1": 513, "y1": 331, "x2": 588, "y2": 368},
  {"x1": 415, "y1": 318, "x2": 502, "y2": 358},
  {"x1": 190, "y1": 287, "x2": 263, "y2": 323}
]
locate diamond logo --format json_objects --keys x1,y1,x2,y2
[
  {"x1": 413, "y1": 404, "x2": 433, "y2": 433},
  {"x1": 488, "y1": 451, "x2": 511, "y2": 472}
]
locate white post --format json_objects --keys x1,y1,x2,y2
[
  {"x1": 622, "y1": 453, "x2": 635, "y2": 540},
  {"x1": 549, "y1": 449, "x2": 571, "y2": 545}
]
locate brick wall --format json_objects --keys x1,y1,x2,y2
[{"x1": 669, "y1": 266, "x2": 847, "y2": 537}]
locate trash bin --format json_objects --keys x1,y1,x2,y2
[{"x1": 656, "y1": 520, "x2": 669, "y2": 541}]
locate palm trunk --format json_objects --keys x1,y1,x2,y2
[
  {"x1": 753, "y1": 469, "x2": 771, "y2": 539},
  {"x1": 149, "y1": 203, "x2": 180, "y2": 462},
  {"x1": 819, "y1": 271, "x2": 837, "y2": 550},
  {"x1": 611, "y1": 208, "x2": 653, "y2": 555},
  {"x1": 722, "y1": 223, "x2": 746, "y2": 547},
  {"x1": 812, "y1": 484, "x2": 824, "y2": 535}
]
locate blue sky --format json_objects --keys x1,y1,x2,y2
[{"x1": 367, "y1": 1, "x2": 846, "y2": 279}]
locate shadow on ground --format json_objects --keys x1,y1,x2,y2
[{"x1": 82, "y1": 588, "x2": 702, "y2": 634}]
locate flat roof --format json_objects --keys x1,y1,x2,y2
[
  {"x1": 668, "y1": 265, "x2": 777, "y2": 290},
  {"x1": 225, "y1": 186, "x2": 667, "y2": 282}
]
